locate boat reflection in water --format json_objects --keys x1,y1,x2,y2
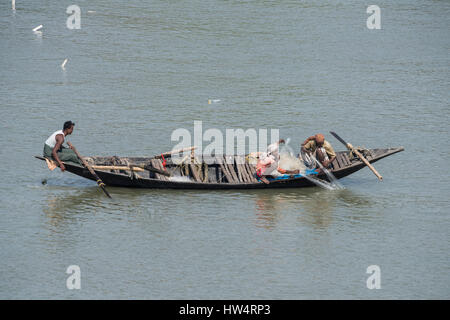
[{"x1": 252, "y1": 188, "x2": 374, "y2": 230}]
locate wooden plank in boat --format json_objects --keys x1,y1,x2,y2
[
  {"x1": 235, "y1": 156, "x2": 250, "y2": 183},
  {"x1": 212, "y1": 158, "x2": 224, "y2": 182},
  {"x1": 250, "y1": 164, "x2": 259, "y2": 183},
  {"x1": 244, "y1": 163, "x2": 259, "y2": 183},
  {"x1": 337, "y1": 153, "x2": 347, "y2": 167},
  {"x1": 222, "y1": 156, "x2": 236, "y2": 183},
  {"x1": 245, "y1": 167, "x2": 254, "y2": 182},
  {"x1": 223, "y1": 163, "x2": 235, "y2": 183},
  {"x1": 189, "y1": 164, "x2": 201, "y2": 182},
  {"x1": 234, "y1": 157, "x2": 244, "y2": 182},
  {"x1": 335, "y1": 153, "x2": 345, "y2": 169},
  {"x1": 215, "y1": 156, "x2": 233, "y2": 183},
  {"x1": 231, "y1": 157, "x2": 241, "y2": 182},
  {"x1": 331, "y1": 157, "x2": 340, "y2": 170},
  {"x1": 224, "y1": 156, "x2": 239, "y2": 183},
  {"x1": 243, "y1": 160, "x2": 254, "y2": 183},
  {"x1": 228, "y1": 164, "x2": 239, "y2": 183},
  {"x1": 342, "y1": 153, "x2": 351, "y2": 166},
  {"x1": 241, "y1": 156, "x2": 252, "y2": 183}
]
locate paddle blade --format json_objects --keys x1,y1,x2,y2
[
  {"x1": 101, "y1": 186, "x2": 112, "y2": 198},
  {"x1": 329, "y1": 131, "x2": 348, "y2": 147}
]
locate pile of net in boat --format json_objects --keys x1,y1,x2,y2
[
  {"x1": 279, "y1": 142, "x2": 344, "y2": 190},
  {"x1": 278, "y1": 152, "x2": 307, "y2": 174}
]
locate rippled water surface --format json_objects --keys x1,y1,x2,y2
[{"x1": 0, "y1": 1, "x2": 449, "y2": 299}]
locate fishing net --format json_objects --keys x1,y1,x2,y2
[
  {"x1": 300, "y1": 151, "x2": 316, "y2": 170},
  {"x1": 279, "y1": 152, "x2": 306, "y2": 174}
]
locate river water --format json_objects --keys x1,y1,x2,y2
[{"x1": 0, "y1": 1, "x2": 449, "y2": 299}]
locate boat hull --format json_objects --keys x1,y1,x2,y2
[{"x1": 36, "y1": 147, "x2": 403, "y2": 190}]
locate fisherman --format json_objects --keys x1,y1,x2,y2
[
  {"x1": 256, "y1": 139, "x2": 286, "y2": 178},
  {"x1": 301, "y1": 133, "x2": 336, "y2": 168},
  {"x1": 43, "y1": 121, "x2": 81, "y2": 171}
]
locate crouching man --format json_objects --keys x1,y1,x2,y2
[
  {"x1": 301, "y1": 133, "x2": 336, "y2": 168},
  {"x1": 43, "y1": 121, "x2": 81, "y2": 171}
]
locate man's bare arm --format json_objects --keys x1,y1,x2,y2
[
  {"x1": 301, "y1": 136, "x2": 315, "y2": 153},
  {"x1": 323, "y1": 155, "x2": 336, "y2": 167}
]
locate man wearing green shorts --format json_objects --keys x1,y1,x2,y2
[{"x1": 43, "y1": 121, "x2": 81, "y2": 171}]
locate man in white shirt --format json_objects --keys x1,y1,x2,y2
[
  {"x1": 43, "y1": 121, "x2": 81, "y2": 171},
  {"x1": 256, "y1": 139, "x2": 285, "y2": 177}
]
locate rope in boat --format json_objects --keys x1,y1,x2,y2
[{"x1": 96, "y1": 180, "x2": 106, "y2": 187}]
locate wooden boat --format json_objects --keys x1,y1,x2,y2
[{"x1": 35, "y1": 146, "x2": 403, "y2": 189}]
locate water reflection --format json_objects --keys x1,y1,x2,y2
[
  {"x1": 41, "y1": 185, "x2": 193, "y2": 237},
  {"x1": 43, "y1": 188, "x2": 107, "y2": 228},
  {"x1": 252, "y1": 187, "x2": 374, "y2": 230},
  {"x1": 42, "y1": 181, "x2": 375, "y2": 235}
]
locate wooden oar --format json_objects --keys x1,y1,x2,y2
[
  {"x1": 330, "y1": 132, "x2": 383, "y2": 181},
  {"x1": 67, "y1": 142, "x2": 112, "y2": 198}
]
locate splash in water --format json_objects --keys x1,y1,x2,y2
[{"x1": 303, "y1": 174, "x2": 338, "y2": 190}]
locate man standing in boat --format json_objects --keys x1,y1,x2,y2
[
  {"x1": 43, "y1": 121, "x2": 81, "y2": 171},
  {"x1": 301, "y1": 133, "x2": 336, "y2": 168}
]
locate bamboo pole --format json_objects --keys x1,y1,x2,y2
[
  {"x1": 67, "y1": 142, "x2": 112, "y2": 198},
  {"x1": 91, "y1": 165, "x2": 144, "y2": 172},
  {"x1": 347, "y1": 143, "x2": 383, "y2": 181},
  {"x1": 330, "y1": 132, "x2": 383, "y2": 181}
]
